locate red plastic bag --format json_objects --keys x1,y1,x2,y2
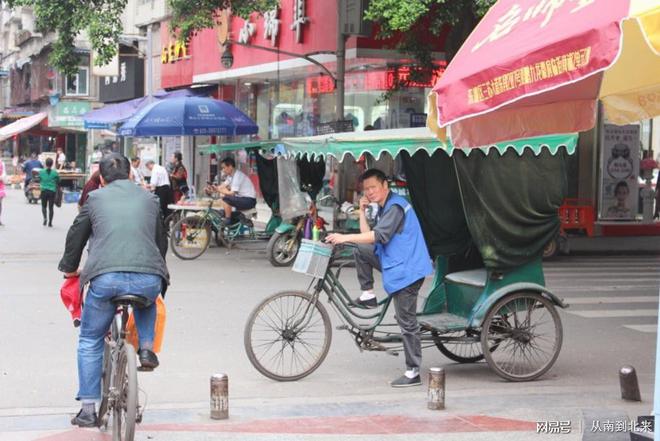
[{"x1": 60, "y1": 276, "x2": 82, "y2": 327}]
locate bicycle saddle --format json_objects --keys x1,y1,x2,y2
[{"x1": 112, "y1": 295, "x2": 151, "y2": 309}]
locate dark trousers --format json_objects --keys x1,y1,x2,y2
[
  {"x1": 41, "y1": 190, "x2": 55, "y2": 224},
  {"x1": 154, "y1": 185, "x2": 173, "y2": 218},
  {"x1": 354, "y1": 244, "x2": 423, "y2": 370}
]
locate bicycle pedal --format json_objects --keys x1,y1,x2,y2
[{"x1": 336, "y1": 325, "x2": 348, "y2": 330}]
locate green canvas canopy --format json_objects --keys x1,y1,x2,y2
[
  {"x1": 197, "y1": 140, "x2": 281, "y2": 155},
  {"x1": 282, "y1": 127, "x2": 577, "y2": 160},
  {"x1": 282, "y1": 128, "x2": 576, "y2": 272}
]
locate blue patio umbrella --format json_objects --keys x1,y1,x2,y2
[{"x1": 118, "y1": 96, "x2": 258, "y2": 137}]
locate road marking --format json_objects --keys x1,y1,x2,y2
[
  {"x1": 623, "y1": 325, "x2": 657, "y2": 333},
  {"x1": 563, "y1": 296, "x2": 658, "y2": 304},
  {"x1": 566, "y1": 309, "x2": 658, "y2": 318}
]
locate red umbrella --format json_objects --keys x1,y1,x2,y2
[{"x1": 431, "y1": 0, "x2": 660, "y2": 146}]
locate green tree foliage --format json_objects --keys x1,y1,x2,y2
[
  {"x1": 169, "y1": 0, "x2": 279, "y2": 42},
  {"x1": 6, "y1": 0, "x2": 128, "y2": 76}
]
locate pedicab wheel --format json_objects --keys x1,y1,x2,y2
[
  {"x1": 267, "y1": 231, "x2": 300, "y2": 267},
  {"x1": 481, "y1": 291, "x2": 563, "y2": 382},
  {"x1": 97, "y1": 341, "x2": 112, "y2": 429},
  {"x1": 112, "y1": 343, "x2": 138, "y2": 441},
  {"x1": 244, "y1": 291, "x2": 332, "y2": 381},
  {"x1": 542, "y1": 238, "x2": 559, "y2": 259},
  {"x1": 170, "y1": 215, "x2": 211, "y2": 260},
  {"x1": 432, "y1": 330, "x2": 485, "y2": 363}
]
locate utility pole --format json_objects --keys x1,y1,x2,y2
[{"x1": 336, "y1": 0, "x2": 346, "y2": 122}]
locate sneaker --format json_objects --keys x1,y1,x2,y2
[
  {"x1": 138, "y1": 349, "x2": 159, "y2": 370},
  {"x1": 71, "y1": 408, "x2": 98, "y2": 428},
  {"x1": 352, "y1": 296, "x2": 378, "y2": 309},
  {"x1": 390, "y1": 374, "x2": 421, "y2": 388}
]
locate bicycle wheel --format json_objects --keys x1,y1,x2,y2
[
  {"x1": 267, "y1": 231, "x2": 300, "y2": 267},
  {"x1": 432, "y1": 330, "x2": 485, "y2": 363},
  {"x1": 244, "y1": 291, "x2": 332, "y2": 381},
  {"x1": 163, "y1": 212, "x2": 180, "y2": 238},
  {"x1": 112, "y1": 343, "x2": 138, "y2": 441},
  {"x1": 97, "y1": 340, "x2": 112, "y2": 428},
  {"x1": 481, "y1": 291, "x2": 563, "y2": 382},
  {"x1": 170, "y1": 215, "x2": 211, "y2": 260}
]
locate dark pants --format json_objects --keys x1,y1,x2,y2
[
  {"x1": 154, "y1": 185, "x2": 173, "y2": 218},
  {"x1": 222, "y1": 195, "x2": 257, "y2": 211},
  {"x1": 41, "y1": 189, "x2": 55, "y2": 224},
  {"x1": 354, "y1": 244, "x2": 423, "y2": 370}
]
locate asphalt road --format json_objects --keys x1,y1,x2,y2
[{"x1": 0, "y1": 188, "x2": 658, "y2": 440}]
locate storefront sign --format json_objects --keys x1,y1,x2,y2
[
  {"x1": 291, "y1": 0, "x2": 309, "y2": 43},
  {"x1": 263, "y1": 9, "x2": 280, "y2": 46},
  {"x1": 99, "y1": 56, "x2": 144, "y2": 103},
  {"x1": 161, "y1": 40, "x2": 190, "y2": 64},
  {"x1": 599, "y1": 124, "x2": 640, "y2": 220},
  {"x1": 50, "y1": 101, "x2": 91, "y2": 128},
  {"x1": 238, "y1": 19, "x2": 256, "y2": 44}
]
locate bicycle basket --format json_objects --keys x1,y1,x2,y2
[{"x1": 292, "y1": 239, "x2": 332, "y2": 278}]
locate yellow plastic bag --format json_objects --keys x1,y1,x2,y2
[{"x1": 125, "y1": 295, "x2": 166, "y2": 353}]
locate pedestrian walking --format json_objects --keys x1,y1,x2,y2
[
  {"x1": 0, "y1": 159, "x2": 7, "y2": 226},
  {"x1": 169, "y1": 152, "x2": 189, "y2": 203},
  {"x1": 325, "y1": 168, "x2": 433, "y2": 388},
  {"x1": 58, "y1": 153, "x2": 169, "y2": 427},
  {"x1": 39, "y1": 158, "x2": 60, "y2": 227},
  {"x1": 145, "y1": 160, "x2": 173, "y2": 217}
]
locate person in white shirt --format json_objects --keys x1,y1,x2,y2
[
  {"x1": 130, "y1": 157, "x2": 145, "y2": 186},
  {"x1": 56, "y1": 147, "x2": 67, "y2": 170},
  {"x1": 207, "y1": 157, "x2": 256, "y2": 224},
  {"x1": 145, "y1": 160, "x2": 173, "y2": 217}
]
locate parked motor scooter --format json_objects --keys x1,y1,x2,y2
[{"x1": 25, "y1": 168, "x2": 41, "y2": 204}]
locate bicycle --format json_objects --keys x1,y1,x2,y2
[
  {"x1": 169, "y1": 200, "x2": 271, "y2": 260},
  {"x1": 97, "y1": 295, "x2": 148, "y2": 441}
]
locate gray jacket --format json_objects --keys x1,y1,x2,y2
[{"x1": 59, "y1": 179, "x2": 169, "y2": 292}]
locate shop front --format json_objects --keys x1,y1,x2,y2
[{"x1": 48, "y1": 100, "x2": 91, "y2": 172}]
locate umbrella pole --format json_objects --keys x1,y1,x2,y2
[{"x1": 654, "y1": 284, "x2": 660, "y2": 434}]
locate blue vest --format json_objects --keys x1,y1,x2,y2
[{"x1": 374, "y1": 194, "x2": 434, "y2": 295}]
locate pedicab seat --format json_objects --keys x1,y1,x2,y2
[
  {"x1": 445, "y1": 269, "x2": 487, "y2": 288},
  {"x1": 419, "y1": 313, "x2": 469, "y2": 333}
]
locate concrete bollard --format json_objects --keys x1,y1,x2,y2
[
  {"x1": 619, "y1": 365, "x2": 642, "y2": 401},
  {"x1": 427, "y1": 367, "x2": 445, "y2": 410},
  {"x1": 210, "y1": 373, "x2": 229, "y2": 419}
]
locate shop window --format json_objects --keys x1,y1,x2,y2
[{"x1": 66, "y1": 67, "x2": 89, "y2": 96}]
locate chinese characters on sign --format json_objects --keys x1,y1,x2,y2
[
  {"x1": 291, "y1": 0, "x2": 309, "y2": 43},
  {"x1": 263, "y1": 9, "x2": 280, "y2": 46},
  {"x1": 104, "y1": 61, "x2": 127, "y2": 85},
  {"x1": 238, "y1": 19, "x2": 256, "y2": 44},
  {"x1": 467, "y1": 47, "x2": 591, "y2": 104},
  {"x1": 472, "y1": 0, "x2": 597, "y2": 53},
  {"x1": 161, "y1": 40, "x2": 189, "y2": 64}
]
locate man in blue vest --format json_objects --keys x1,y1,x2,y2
[{"x1": 326, "y1": 169, "x2": 433, "y2": 387}]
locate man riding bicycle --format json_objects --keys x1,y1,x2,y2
[{"x1": 59, "y1": 154, "x2": 169, "y2": 427}]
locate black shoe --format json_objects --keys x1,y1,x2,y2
[
  {"x1": 43, "y1": 219, "x2": 47, "y2": 226},
  {"x1": 390, "y1": 374, "x2": 421, "y2": 388},
  {"x1": 48, "y1": 222, "x2": 53, "y2": 227},
  {"x1": 71, "y1": 409, "x2": 98, "y2": 427},
  {"x1": 353, "y1": 296, "x2": 378, "y2": 309},
  {"x1": 138, "y1": 349, "x2": 159, "y2": 370}
]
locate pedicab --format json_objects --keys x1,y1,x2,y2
[
  {"x1": 169, "y1": 141, "x2": 282, "y2": 259},
  {"x1": 244, "y1": 127, "x2": 577, "y2": 382}
]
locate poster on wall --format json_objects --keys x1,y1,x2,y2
[
  {"x1": 599, "y1": 124, "x2": 640, "y2": 220},
  {"x1": 162, "y1": 136, "x2": 182, "y2": 166}
]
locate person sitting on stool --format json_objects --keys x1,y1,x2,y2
[{"x1": 325, "y1": 168, "x2": 433, "y2": 388}]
